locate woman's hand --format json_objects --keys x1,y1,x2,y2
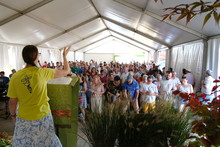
[
  {"x1": 63, "y1": 46, "x2": 71, "y2": 57},
  {"x1": 11, "y1": 116, "x2": 16, "y2": 123}
]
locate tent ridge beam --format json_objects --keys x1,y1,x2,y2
[
  {"x1": 0, "y1": 0, "x2": 54, "y2": 26},
  {"x1": 102, "y1": 16, "x2": 171, "y2": 47},
  {"x1": 114, "y1": 0, "x2": 207, "y2": 39},
  {"x1": 88, "y1": 0, "x2": 112, "y2": 35},
  {"x1": 74, "y1": 36, "x2": 111, "y2": 52},
  {"x1": 35, "y1": 16, "x2": 99, "y2": 46},
  {"x1": 109, "y1": 29, "x2": 155, "y2": 51},
  {"x1": 112, "y1": 36, "x2": 150, "y2": 52},
  {"x1": 84, "y1": 39, "x2": 113, "y2": 53},
  {"x1": 58, "y1": 28, "x2": 108, "y2": 50}
]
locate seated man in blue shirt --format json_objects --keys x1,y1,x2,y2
[
  {"x1": 123, "y1": 74, "x2": 140, "y2": 113},
  {"x1": 0, "y1": 71, "x2": 10, "y2": 88}
]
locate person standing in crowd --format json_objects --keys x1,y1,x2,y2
[
  {"x1": 153, "y1": 74, "x2": 162, "y2": 89},
  {"x1": 41, "y1": 61, "x2": 47, "y2": 68},
  {"x1": 9, "y1": 69, "x2": 16, "y2": 78},
  {"x1": 107, "y1": 76, "x2": 122, "y2": 106},
  {"x1": 178, "y1": 76, "x2": 193, "y2": 113},
  {"x1": 7, "y1": 45, "x2": 71, "y2": 147},
  {"x1": 0, "y1": 71, "x2": 10, "y2": 85},
  {"x1": 172, "y1": 71, "x2": 181, "y2": 90},
  {"x1": 158, "y1": 71, "x2": 175, "y2": 101},
  {"x1": 113, "y1": 67, "x2": 121, "y2": 77},
  {"x1": 140, "y1": 76, "x2": 158, "y2": 113},
  {"x1": 99, "y1": 69, "x2": 107, "y2": 90},
  {"x1": 90, "y1": 67, "x2": 98, "y2": 78},
  {"x1": 183, "y1": 68, "x2": 195, "y2": 87},
  {"x1": 71, "y1": 62, "x2": 78, "y2": 74},
  {"x1": 79, "y1": 75, "x2": 87, "y2": 122},
  {"x1": 90, "y1": 75, "x2": 104, "y2": 113},
  {"x1": 121, "y1": 66, "x2": 129, "y2": 85},
  {"x1": 107, "y1": 70, "x2": 114, "y2": 88},
  {"x1": 123, "y1": 74, "x2": 140, "y2": 113},
  {"x1": 85, "y1": 74, "x2": 92, "y2": 110},
  {"x1": 201, "y1": 70, "x2": 215, "y2": 104}
]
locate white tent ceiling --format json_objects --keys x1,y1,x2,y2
[{"x1": 0, "y1": 0, "x2": 219, "y2": 52}]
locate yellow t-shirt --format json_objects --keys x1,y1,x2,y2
[{"x1": 7, "y1": 66, "x2": 55, "y2": 120}]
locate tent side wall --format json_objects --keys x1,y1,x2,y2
[
  {"x1": 84, "y1": 53, "x2": 114, "y2": 63},
  {"x1": 0, "y1": 43, "x2": 61, "y2": 76}
]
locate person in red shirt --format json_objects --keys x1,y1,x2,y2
[
  {"x1": 99, "y1": 70, "x2": 107, "y2": 89},
  {"x1": 90, "y1": 67, "x2": 98, "y2": 78},
  {"x1": 41, "y1": 61, "x2": 47, "y2": 68}
]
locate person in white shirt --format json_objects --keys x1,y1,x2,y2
[
  {"x1": 201, "y1": 69, "x2": 215, "y2": 104},
  {"x1": 140, "y1": 75, "x2": 158, "y2": 113},
  {"x1": 184, "y1": 69, "x2": 195, "y2": 87},
  {"x1": 159, "y1": 71, "x2": 175, "y2": 101},
  {"x1": 178, "y1": 77, "x2": 193, "y2": 113},
  {"x1": 121, "y1": 66, "x2": 129, "y2": 85},
  {"x1": 172, "y1": 71, "x2": 181, "y2": 90}
]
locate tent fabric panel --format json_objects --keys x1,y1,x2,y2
[
  {"x1": 86, "y1": 40, "x2": 146, "y2": 54},
  {"x1": 29, "y1": 0, "x2": 98, "y2": 29},
  {"x1": 69, "y1": 18, "x2": 106, "y2": 39},
  {"x1": 110, "y1": 32, "x2": 152, "y2": 51},
  {"x1": 138, "y1": 15, "x2": 200, "y2": 46},
  {"x1": 0, "y1": 5, "x2": 17, "y2": 21},
  {"x1": 80, "y1": 37, "x2": 113, "y2": 53},
  {"x1": 0, "y1": 0, "x2": 43, "y2": 11},
  {"x1": 71, "y1": 30, "x2": 110, "y2": 50},
  {"x1": 104, "y1": 19, "x2": 165, "y2": 49},
  {"x1": 104, "y1": 20, "x2": 135, "y2": 37},
  {"x1": 40, "y1": 33, "x2": 80, "y2": 49},
  {"x1": 93, "y1": 0, "x2": 141, "y2": 28},
  {"x1": 124, "y1": 0, "x2": 148, "y2": 9},
  {"x1": 0, "y1": 15, "x2": 61, "y2": 45},
  {"x1": 133, "y1": 33, "x2": 165, "y2": 49}
]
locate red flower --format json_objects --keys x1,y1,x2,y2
[
  {"x1": 200, "y1": 137, "x2": 211, "y2": 147},
  {"x1": 173, "y1": 90, "x2": 180, "y2": 95},
  {"x1": 179, "y1": 92, "x2": 189, "y2": 99},
  {"x1": 212, "y1": 85, "x2": 219, "y2": 91},
  {"x1": 203, "y1": 98, "x2": 210, "y2": 101},
  {"x1": 189, "y1": 93, "x2": 195, "y2": 97},
  {"x1": 201, "y1": 94, "x2": 206, "y2": 98},
  {"x1": 213, "y1": 80, "x2": 220, "y2": 83}
]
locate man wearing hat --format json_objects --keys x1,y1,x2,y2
[
  {"x1": 201, "y1": 69, "x2": 215, "y2": 104},
  {"x1": 123, "y1": 74, "x2": 140, "y2": 113}
]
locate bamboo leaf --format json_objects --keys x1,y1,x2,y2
[
  {"x1": 176, "y1": 13, "x2": 187, "y2": 21},
  {"x1": 203, "y1": 11, "x2": 212, "y2": 27},
  {"x1": 186, "y1": 13, "x2": 192, "y2": 24},
  {"x1": 213, "y1": 10, "x2": 219, "y2": 24},
  {"x1": 212, "y1": 2, "x2": 220, "y2": 7}
]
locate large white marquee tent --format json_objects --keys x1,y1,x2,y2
[{"x1": 0, "y1": 0, "x2": 220, "y2": 88}]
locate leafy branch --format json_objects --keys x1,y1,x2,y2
[{"x1": 158, "y1": 0, "x2": 220, "y2": 27}]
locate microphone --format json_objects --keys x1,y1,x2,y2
[{"x1": 38, "y1": 60, "x2": 42, "y2": 67}]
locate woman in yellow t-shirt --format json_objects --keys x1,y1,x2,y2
[{"x1": 7, "y1": 45, "x2": 71, "y2": 147}]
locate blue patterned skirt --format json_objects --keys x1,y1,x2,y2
[{"x1": 13, "y1": 113, "x2": 62, "y2": 147}]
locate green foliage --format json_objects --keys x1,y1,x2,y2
[
  {"x1": 0, "y1": 132, "x2": 12, "y2": 147},
  {"x1": 80, "y1": 100, "x2": 192, "y2": 147}
]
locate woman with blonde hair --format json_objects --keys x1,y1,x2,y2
[{"x1": 90, "y1": 75, "x2": 104, "y2": 113}]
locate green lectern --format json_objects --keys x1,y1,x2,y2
[{"x1": 47, "y1": 77, "x2": 79, "y2": 147}]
